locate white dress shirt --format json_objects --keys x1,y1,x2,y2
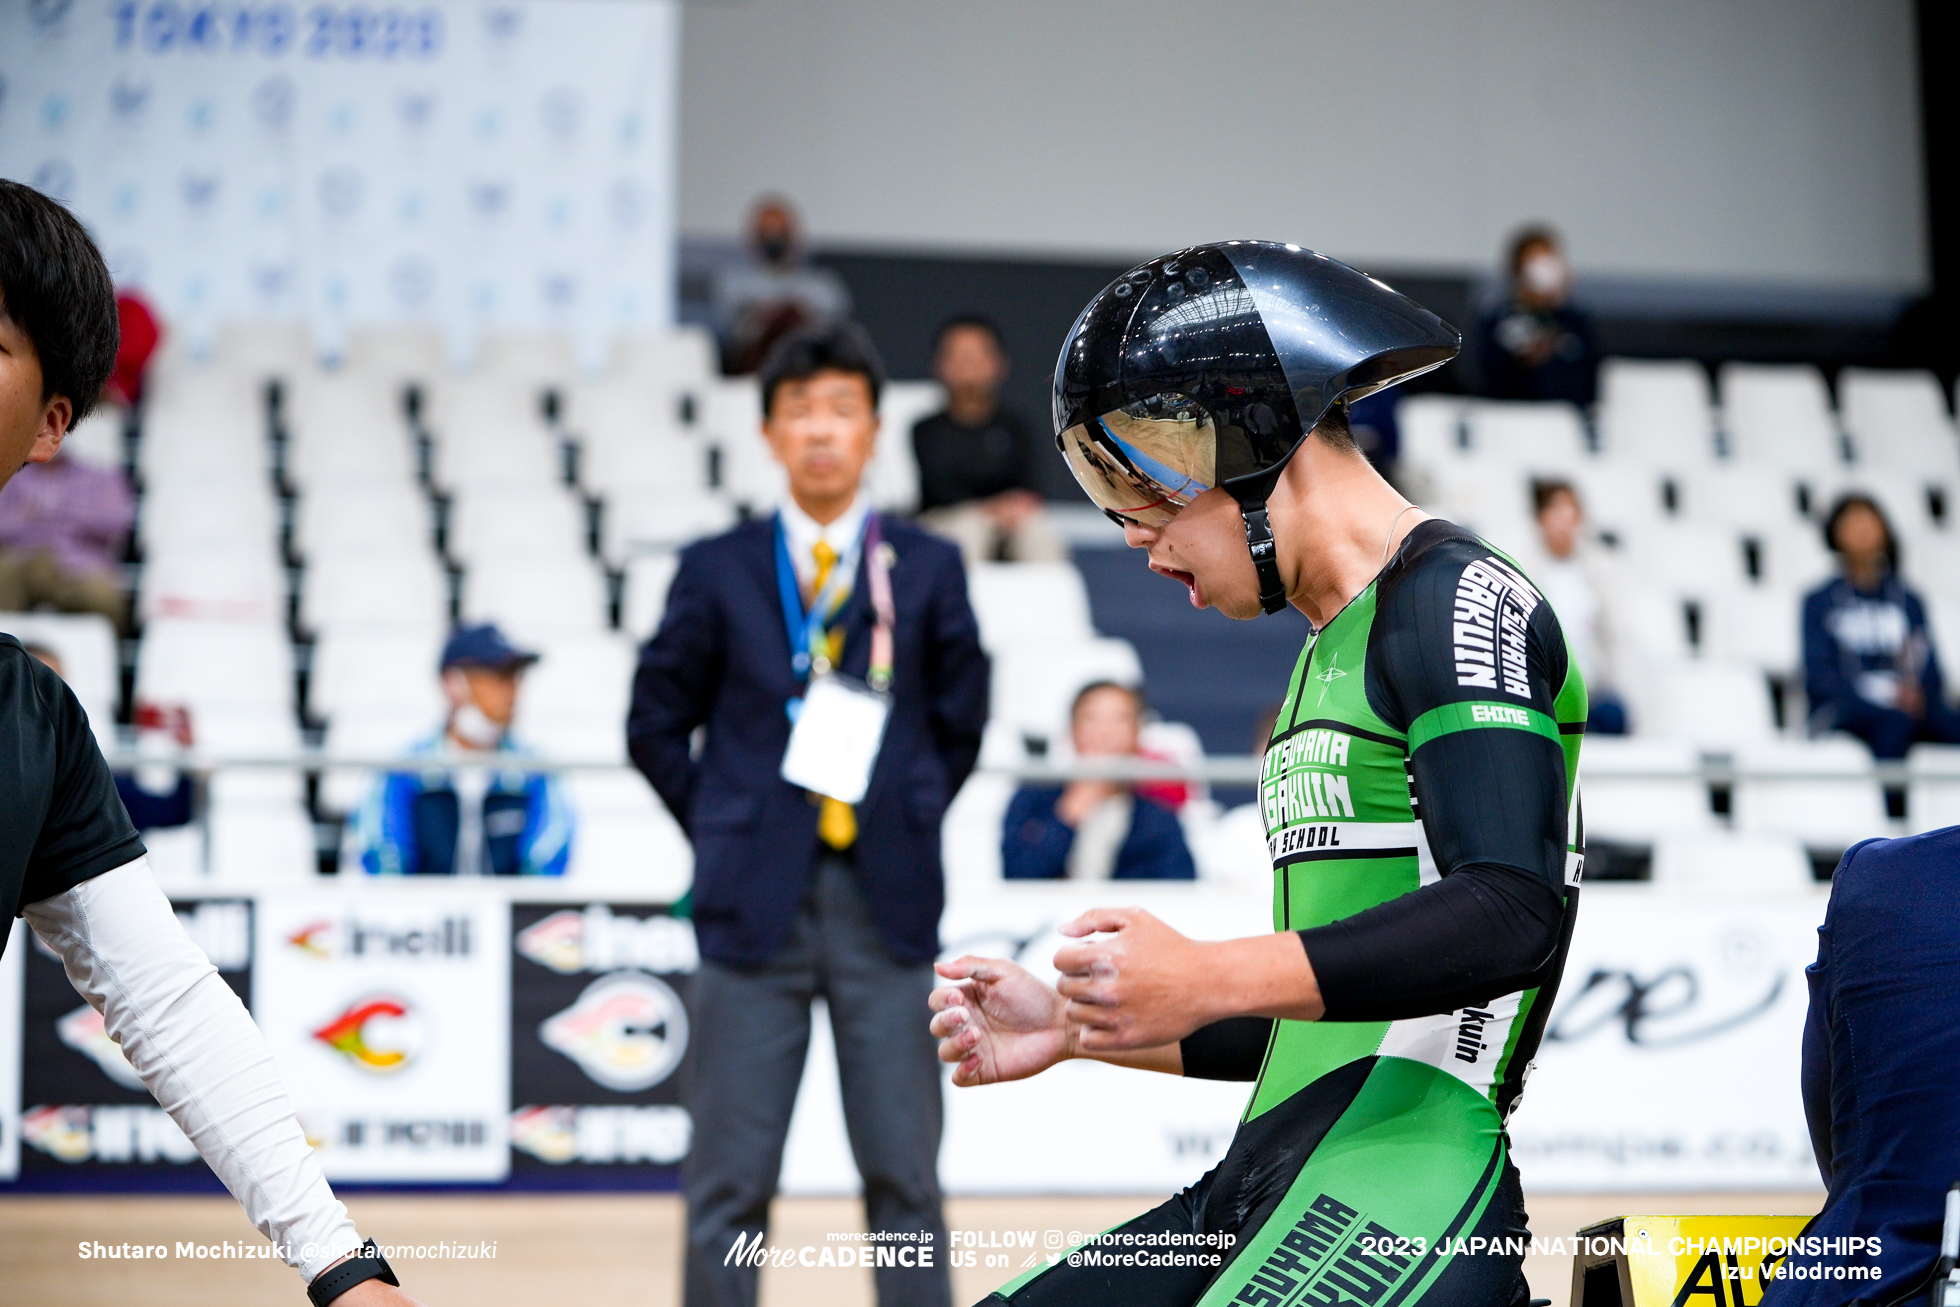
[{"x1": 779, "y1": 493, "x2": 871, "y2": 596}]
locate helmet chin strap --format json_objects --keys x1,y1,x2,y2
[{"x1": 1239, "y1": 500, "x2": 1290, "y2": 615}]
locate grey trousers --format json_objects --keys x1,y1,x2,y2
[{"x1": 682, "y1": 856, "x2": 952, "y2": 1307}]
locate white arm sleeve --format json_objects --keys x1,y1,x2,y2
[{"x1": 22, "y1": 857, "x2": 362, "y2": 1283}]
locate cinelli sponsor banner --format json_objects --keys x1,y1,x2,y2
[
  {"x1": 16, "y1": 900, "x2": 251, "y2": 1179},
  {"x1": 254, "y1": 893, "x2": 509, "y2": 1182},
  {"x1": 509, "y1": 903, "x2": 695, "y2": 1178}
]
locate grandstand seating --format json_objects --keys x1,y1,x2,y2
[{"x1": 43, "y1": 325, "x2": 1947, "y2": 889}]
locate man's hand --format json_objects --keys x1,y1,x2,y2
[
  {"x1": 1054, "y1": 909, "x2": 1324, "y2": 1051},
  {"x1": 980, "y1": 489, "x2": 1042, "y2": 531},
  {"x1": 929, "y1": 957, "x2": 1073, "y2": 1087}
]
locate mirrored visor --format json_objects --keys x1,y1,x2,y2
[{"x1": 1058, "y1": 401, "x2": 1218, "y2": 529}]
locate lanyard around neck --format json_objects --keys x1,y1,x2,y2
[{"x1": 774, "y1": 512, "x2": 895, "y2": 690}]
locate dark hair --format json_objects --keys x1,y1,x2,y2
[
  {"x1": 759, "y1": 320, "x2": 886, "y2": 418},
  {"x1": 1531, "y1": 478, "x2": 1580, "y2": 516},
  {"x1": 1822, "y1": 492, "x2": 1899, "y2": 574},
  {"x1": 0, "y1": 180, "x2": 119, "y2": 424},
  {"x1": 1070, "y1": 679, "x2": 1141, "y2": 720},
  {"x1": 932, "y1": 313, "x2": 1005, "y2": 356},
  {"x1": 1506, "y1": 224, "x2": 1561, "y2": 278},
  {"x1": 1311, "y1": 401, "x2": 1356, "y2": 452}
]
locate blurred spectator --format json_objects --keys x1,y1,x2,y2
[
  {"x1": 352, "y1": 624, "x2": 573, "y2": 876},
  {"x1": 106, "y1": 290, "x2": 161, "y2": 407},
  {"x1": 0, "y1": 439, "x2": 134, "y2": 632},
  {"x1": 1003, "y1": 682, "x2": 1196, "y2": 880},
  {"x1": 713, "y1": 195, "x2": 853, "y2": 375},
  {"x1": 1804, "y1": 494, "x2": 1960, "y2": 759},
  {"x1": 1478, "y1": 225, "x2": 1599, "y2": 407},
  {"x1": 1529, "y1": 479, "x2": 1628, "y2": 735},
  {"x1": 23, "y1": 641, "x2": 193, "y2": 830},
  {"x1": 912, "y1": 316, "x2": 1065, "y2": 564}
]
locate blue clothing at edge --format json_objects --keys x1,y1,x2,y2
[
  {"x1": 1001, "y1": 786, "x2": 1196, "y2": 881},
  {"x1": 1763, "y1": 829, "x2": 1960, "y2": 1306},
  {"x1": 353, "y1": 730, "x2": 573, "y2": 876}
]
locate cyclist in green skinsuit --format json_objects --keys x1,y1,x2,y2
[{"x1": 928, "y1": 242, "x2": 1583, "y2": 1306}]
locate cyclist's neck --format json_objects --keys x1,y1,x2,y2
[{"x1": 1267, "y1": 442, "x2": 1426, "y2": 629}]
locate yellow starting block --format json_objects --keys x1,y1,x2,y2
[{"x1": 1571, "y1": 1215, "x2": 1815, "y2": 1307}]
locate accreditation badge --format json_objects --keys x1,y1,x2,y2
[{"x1": 779, "y1": 673, "x2": 891, "y2": 805}]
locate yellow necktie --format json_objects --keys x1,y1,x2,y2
[{"x1": 810, "y1": 539, "x2": 857, "y2": 849}]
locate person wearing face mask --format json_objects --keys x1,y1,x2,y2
[
  {"x1": 712, "y1": 194, "x2": 855, "y2": 376},
  {"x1": 350, "y1": 624, "x2": 574, "y2": 876},
  {"x1": 1477, "y1": 225, "x2": 1600, "y2": 407}
]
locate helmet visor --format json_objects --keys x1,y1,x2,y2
[{"x1": 1058, "y1": 400, "x2": 1218, "y2": 529}]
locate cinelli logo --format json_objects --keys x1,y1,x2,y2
[{"x1": 1470, "y1": 704, "x2": 1531, "y2": 727}]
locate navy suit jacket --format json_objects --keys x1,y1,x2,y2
[
  {"x1": 628, "y1": 515, "x2": 989, "y2": 968},
  {"x1": 1769, "y1": 828, "x2": 1960, "y2": 1306}
]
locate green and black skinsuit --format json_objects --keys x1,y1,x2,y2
[{"x1": 989, "y1": 521, "x2": 1586, "y2": 1307}]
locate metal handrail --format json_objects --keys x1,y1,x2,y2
[{"x1": 98, "y1": 751, "x2": 1926, "y2": 787}]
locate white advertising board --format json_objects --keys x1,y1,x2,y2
[
  {"x1": 252, "y1": 891, "x2": 510, "y2": 1181},
  {"x1": 0, "y1": 920, "x2": 21, "y2": 1182},
  {"x1": 1510, "y1": 885, "x2": 1827, "y2": 1192}
]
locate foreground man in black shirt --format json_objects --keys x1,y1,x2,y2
[
  {"x1": 911, "y1": 315, "x2": 1066, "y2": 563},
  {"x1": 0, "y1": 179, "x2": 421, "y2": 1306}
]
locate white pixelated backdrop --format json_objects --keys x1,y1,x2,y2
[{"x1": 0, "y1": 0, "x2": 679, "y2": 364}]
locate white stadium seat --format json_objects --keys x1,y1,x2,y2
[
  {"x1": 609, "y1": 326, "x2": 718, "y2": 390},
  {"x1": 1731, "y1": 738, "x2": 1888, "y2": 851},
  {"x1": 1906, "y1": 744, "x2": 1960, "y2": 835},
  {"x1": 561, "y1": 770, "x2": 692, "y2": 896},
  {"x1": 139, "y1": 541, "x2": 286, "y2": 625},
  {"x1": 212, "y1": 322, "x2": 316, "y2": 380},
  {"x1": 1720, "y1": 363, "x2": 1843, "y2": 473},
  {"x1": 320, "y1": 707, "x2": 431, "y2": 816},
  {"x1": 0, "y1": 610, "x2": 119, "y2": 738},
  {"x1": 64, "y1": 409, "x2": 124, "y2": 469},
  {"x1": 990, "y1": 637, "x2": 1144, "y2": 750},
  {"x1": 704, "y1": 379, "x2": 782, "y2": 509},
  {"x1": 474, "y1": 331, "x2": 578, "y2": 392},
  {"x1": 462, "y1": 557, "x2": 609, "y2": 634},
  {"x1": 1466, "y1": 400, "x2": 1588, "y2": 473},
  {"x1": 1650, "y1": 831, "x2": 1815, "y2": 893},
  {"x1": 309, "y1": 627, "x2": 447, "y2": 720},
  {"x1": 300, "y1": 548, "x2": 447, "y2": 634},
  {"x1": 136, "y1": 618, "x2": 294, "y2": 718},
  {"x1": 1633, "y1": 662, "x2": 1777, "y2": 747},
  {"x1": 292, "y1": 482, "x2": 434, "y2": 560},
  {"x1": 867, "y1": 380, "x2": 942, "y2": 513},
  {"x1": 446, "y1": 485, "x2": 589, "y2": 566},
  {"x1": 1577, "y1": 736, "x2": 1716, "y2": 842},
  {"x1": 620, "y1": 552, "x2": 681, "y2": 640},
  {"x1": 965, "y1": 562, "x2": 1097, "y2": 651},
  {"x1": 1701, "y1": 585, "x2": 1803, "y2": 675},
  {"x1": 343, "y1": 325, "x2": 448, "y2": 386},
  {"x1": 1838, "y1": 368, "x2": 1959, "y2": 478},
  {"x1": 600, "y1": 491, "x2": 737, "y2": 562},
  {"x1": 1596, "y1": 358, "x2": 1718, "y2": 468}
]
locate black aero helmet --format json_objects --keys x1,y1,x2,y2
[{"x1": 1054, "y1": 241, "x2": 1460, "y2": 613}]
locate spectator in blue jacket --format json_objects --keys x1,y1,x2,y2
[
  {"x1": 353, "y1": 624, "x2": 573, "y2": 876},
  {"x1": 1803, "y1": 493, "x2": 1960, "y2": 759},
  {"x1": 1003, "y1": 681, "x2": 1197, "y2": 881}
]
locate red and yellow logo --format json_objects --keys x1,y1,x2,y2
[
  {"x1": 311, "y1": 996, "x2": 422, "y2": 1073},
  {"x1": 287, "y1": 920, "x2": 334, "y2": 958}
]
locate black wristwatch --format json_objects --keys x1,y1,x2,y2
[{"x1": 307, "y1": 1239, "x2": 399, "y2": 1306}]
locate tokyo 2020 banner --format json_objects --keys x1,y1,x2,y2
[{"x1": 0, "y1": 0, "x2": 679, "y2": 365}]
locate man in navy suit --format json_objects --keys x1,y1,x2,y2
[{"x1": 629, "y1": 322, "x2": 989, "y2": 1307}]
